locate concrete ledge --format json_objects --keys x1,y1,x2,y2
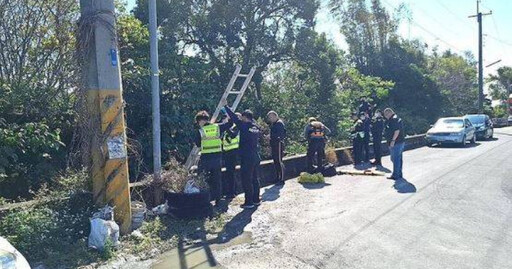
[{"x1": 225, "y1": 134, "x2": 426, "y2": 194}]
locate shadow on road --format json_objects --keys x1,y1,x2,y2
[
  {"x1": 262, "y1": 184, "x2": 283, "y2": 202},
  {"x1": 216, "y1": 207, "x2": 257, "y2": 244},
  {"x1": 393, "y1": 178, "x2": 416, "y2": 193},
  {"x1": 431, "y1": 142, "x2": 481, "y2": 148},
  {"x1": 300, "y1": 182, "x2": 332, "y2": 189}
]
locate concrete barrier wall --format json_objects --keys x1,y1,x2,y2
[{"x1": 225, "y1": 134, "x2": 426, "y2": 194}]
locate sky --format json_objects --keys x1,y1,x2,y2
[{"x1": 126, "y1": 0, "x2": 512, "y2": 76}]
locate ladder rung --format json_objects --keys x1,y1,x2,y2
[
  {"x1": 229, "y1": 91, "x2": 241, "y2": 94},
  {"x1": 237, "y1": 74, "x2": 248, "y2": 78}
]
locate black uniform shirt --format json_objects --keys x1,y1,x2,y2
[
  {"x1": 270, "y1": 119, "x2": 286, "y2": 144},
  {"x1": 385, "y1": 114, "x2": 405, "y2": 144},
  {"x1": 371, "y1": 116, "x2": 384, "y2": 138}
]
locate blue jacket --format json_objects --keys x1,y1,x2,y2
[{"x1": 224, "y1": 106, "x2": 261, "y2": 161}]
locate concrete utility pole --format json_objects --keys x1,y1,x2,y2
[
  {"x1": 79, "y1": 0, "x2": 132, "y2": 234},
  {"x1": 469, "y1": 0, "x2": 492, "y2": 113},
  {"x1": 148, "y1": 0, "x2": 163, "y2": 203}
]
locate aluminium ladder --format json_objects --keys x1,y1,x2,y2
[{"x1": 185, "y1": 64, "x2": 256, "y2": 170}]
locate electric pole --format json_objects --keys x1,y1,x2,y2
[
  {"x1": 148, "y1": 0, "x2": 162, "y2": 203},
  {"x1": 469, "y1": 0, "x2": 492, "y2": 113},
  {"x1": 79, "y1": 0, "x2": 132, "y2": 234}
]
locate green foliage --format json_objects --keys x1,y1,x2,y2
[
  {"x1": 0, "y1": 122, "x2": 66, "y2": 198},
  {"x1": 488, "y1": 66, "x2": 512, "y2": 102}
]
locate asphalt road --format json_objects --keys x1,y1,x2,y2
[{"x1": 210, "y1": 126, "x2": 512, "y2": 269}]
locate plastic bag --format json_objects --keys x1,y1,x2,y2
[
  {"x1": 0, "y1": 236, "x2": 30, "y2": 269},
  {"x1": 184, "y1": 179, "x2": 200, "y2": 194},
  {"x1": 151, "y1": 201, "x2": 169, "y2": 215},
  {"x1": 88, "y1": 218, "x2": 120, "y2": 250}
]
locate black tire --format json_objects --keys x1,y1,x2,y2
[
  {"x1": 427, "y1": 142, "x2": 433, "y2": 147},
  {"x1": 489, "y1": 129, "x2": 493, "y2": 139},
  {"x1": 461, "y1": 136, "x2": 466, "y2": 147},
  {"x1": 471, "y1": 135, "x2": 476, "y2": 144}
]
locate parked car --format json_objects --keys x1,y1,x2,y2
[
  {"x1": 466, "y1": 114, "x2": 493, "y2": 140},
  {"x1": 426, "y1": 117, "x2": 476, "y2": 147},
  {"x1": 0, "y1": 237, "x2": 30, "y2": 269}
]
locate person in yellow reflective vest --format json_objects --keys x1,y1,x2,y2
[
  {"x1": 194, "y1": 110, "x2": 233, "y2": 207},
  {"x1": 222, "y1": 113, "x2": 241, "y2": 199}
]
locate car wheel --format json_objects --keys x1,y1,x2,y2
[
  {"x1": 489, "y1": 129, "x2": 493, "y2": 139},
  {"x1": 461, "y1": 136, "x2": 466, "y2": 147},
  {"x1": 427, "y1": 142, "x2": 433, "y2": 147},
  {"x1": 471, "y1": 135, "x2": 476, "y2": 144}
]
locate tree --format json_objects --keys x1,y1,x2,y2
[
  {"x1": 430, "y1": 50, "x2": 478, "y2": 115},
  {"x1": 488, "y1": 66, "x2": 512, "y2": 102},
  {"x1": 134, "y1": 0, "x2": 318, "y2": 100},
  {"x1": 0, "y1": 0, "x2": 77, "y2": 198}
]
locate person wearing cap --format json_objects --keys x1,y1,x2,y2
[
  {"x1": 194, "y1": 110, "x2": 233, "y2": 207},
  {"x1": 224, "y1": 105, "x2": 262, "y2": 209},
  {"x1": 350, "y1": 112, "x2": 365, "y2": 166},
  {"x1": 304, "y1": 117, "x2": 331, "y2": 173},
  {"x1": 370, "y1": 109, "x2": 385, "y2": 165},
  {"x1": 221, "y1": 112, "x2": 241, "y2": 199},
  {"x1": 267, "y1": 111, "x2": 286, "y2": 185}
]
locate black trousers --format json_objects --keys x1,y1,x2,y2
[
  {"x1": 271, "y1": 141, "x2": 285, "y2": 182},
  {"x1": 353, "y1": 138, "x2": 363, "y2": 165},
  {"x1": 240, "y1": 157, "x2": 260, "y2": 205},
  {"x1": 307, "y1": 140, "x2": 325, "y2": 173},
  {"x1": 363, "y1": 133, "x2": 371, "y2": 162},
  {"x1": 372, "y1": 135, "x2": 383, "y2": 163},
  {"x1": 223, "y1": 149, "x2": 238, "y2": 196},
  {"x1": 198, "y1": 155, "x2": 222, "y2": 202}
]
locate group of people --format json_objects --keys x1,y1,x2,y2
[
  {"x1": 194, "y1": 99, "x2": 405, "y2": 210},
  {"x1": 194, "y1": 104, "x2": 286, "y2": 209},
  {"x1": 350, "y1": 98, "x2": 405, "y2": 179}
]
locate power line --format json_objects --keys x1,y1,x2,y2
[{"x1": 381, "y1": 0, "x2": 466, "y2": 54}]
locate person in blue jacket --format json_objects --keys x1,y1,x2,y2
[{"x1": 224, "y1": 105, "x2": 262, "y2": 209}]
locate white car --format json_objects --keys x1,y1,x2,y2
[
  {"x1": 0, "y1": 237, "x2": 30, "y2": 269},
  {"x1": 426, "y1": 117, "x2": 476, "y2": 147}
]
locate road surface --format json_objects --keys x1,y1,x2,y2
[{"x1": 155, "y1": 126, "x2": 512, "y2": 269}]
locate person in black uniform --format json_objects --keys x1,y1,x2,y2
[
  {"x1": 221, "y1": 113, "x2": 241, "y2": 199},
  {"x1": 224, "y1": 105, "x2": 262, "y2": 209},
  {"x1": 267, "y1": 111, "x2": 286, "y2": 185},
  {"x1": 304, "y1": 117, "x2": 331, "y2": 173},
  {"x1": 370, "y1": 109, "x2": 385, "y2": 165},
  {"x1": 194, "y1": 111, "x2": 233, "y2": 207},
  {"x1": 362, "y1": 112, "x2": 371, "y2": 163},
  {"x1": 351, "y1": 112, "x2": 365, "y2": 166}
]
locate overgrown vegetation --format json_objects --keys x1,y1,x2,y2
[{"x1": 1, "y1": 0, "x2": 510, "y2": 266}]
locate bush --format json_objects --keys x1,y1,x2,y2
[{"x1": 161, "y1": 158, "x2": 208, "y2": 193}]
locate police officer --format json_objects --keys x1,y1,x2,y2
[
  {"x1": 351, "y1": 112, "x2": 365, "y2": 166},
  {"x1": 195, "y1": 111, "x2": 233, "y2": 207},
  {"x1": 222, "y1": 113, "x2": 241, "y2": 199},
  {"x1": 362, "y1": 112, "x2": 371, "y2": 163},
  {"x1": 267, "y1": 111, "x2": 286, "y2": 185},
  {"x1": 304, "y1": 117, "x2": 331, "y2": 173},
  {"x1": 224, "y1": 105, "x2": 262, "y2": 209},
  {"x1": 371, "y1": 109, "x2": 384, "y2": 165}
]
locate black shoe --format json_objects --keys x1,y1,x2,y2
[
  {"x1": 240, "y1": 203, "x2": 255, "y2": 209},
  {"x1": 386, "y1": 176, "x2": 396, "y2": 180},
  {"x1": 370, "y1": 160, "x2": 381, "y2": 165}
]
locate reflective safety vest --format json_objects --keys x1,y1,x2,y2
[
  {"x1": 222, "y1": 131, "x2": 240, "y2": 152},
  {"x1": 200, "y1": 124, "x2": 222, "y2": 154},
  {"x1": 310, "y1": 121, "x2": 325, "y2": 139}
]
